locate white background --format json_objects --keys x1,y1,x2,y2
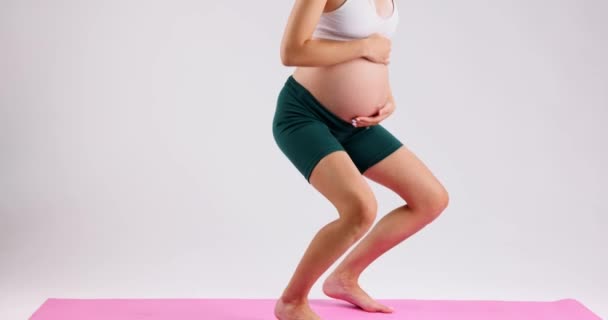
[{"x1": 1, "y1": 0, "x2": 606, "y2": 318}]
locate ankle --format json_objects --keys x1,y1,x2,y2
[
  {"x1": 279, "y1": 294, "x2": 309, "y2": 305},
  {"x1": 331, "y1": 269, "x2": 360, "y2": 283}
]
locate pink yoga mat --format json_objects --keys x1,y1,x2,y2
[{"x1": 30, "y1": 298, "x2": 601, "y2": 320}]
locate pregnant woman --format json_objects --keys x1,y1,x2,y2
[{"x1": 272, "y1": 0, "x2": 449, "y2": 319}]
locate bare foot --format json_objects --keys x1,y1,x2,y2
[
  {"x1": 274, "y1": 298, "x2": 322, "y2": 320},
  {"x1": 322, "y1": 271, "x2": 394, "y2": 313}
]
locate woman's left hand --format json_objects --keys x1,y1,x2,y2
[{"x1": 351, "y1": 97, "x2": 396, "y2": 127}]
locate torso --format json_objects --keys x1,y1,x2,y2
[{"x1": 292, "y1": 0, "x2": 398, "y2": 123}]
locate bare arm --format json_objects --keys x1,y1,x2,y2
[{"x1": 280, "y1": 0, "x2": 368, "y2": 67}]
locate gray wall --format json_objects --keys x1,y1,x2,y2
[{"x1": 1, "y1": 0, "x2": 606, "y2": 318}]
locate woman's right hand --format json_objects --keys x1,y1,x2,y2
[{"x1": 362, "y1": 33, "x2": 392, "y2": 64}]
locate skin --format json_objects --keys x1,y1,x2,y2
[
  {"x1": 282, "y1": 0, "x2": 394, "y2": 121},
  {"x1": 275, "y1": 1, "x2": 450, "y2": 319}
]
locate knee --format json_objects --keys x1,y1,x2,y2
[
  {"x1": 413, "y1": 187, "x2": 449, "y2": 222},
  {"x1": 338, "y1": 193, "x2": 378, "y2": 237}
]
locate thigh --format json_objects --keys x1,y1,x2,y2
[
  {"x1": 363, "y1": 144, "x2": 448, "y2": 211},
  {"x1": 309, "y1": 150, "x2": 377, "y2": 221},
  {"x1": 275, "y1": 123, "x2": 378, "y2": 222},
  {"x1": 273, "y1": 116, "x2": 345, "y2": 183},
  {"x1": 342, "y1": 124, "x2": 404, "y2": 175}
]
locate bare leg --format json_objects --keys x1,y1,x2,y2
[
  {"x1": 322, "y1": 146, "x2": 449, "y2": 309},
  {"x1": 274, "y1": 151, "x2": 379, "y2": 320}
]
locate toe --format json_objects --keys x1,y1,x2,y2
[{"x1": 379, "y1": 304, "x2": 394, "y2": 313}]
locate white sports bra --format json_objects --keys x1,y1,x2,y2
[{"x1": 312, "y1": 0, "x2": 399, "y2": 41}]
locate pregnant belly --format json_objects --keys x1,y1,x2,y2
[{"x1": 292, "y1": 58, "x2": 390, "y2": 123}]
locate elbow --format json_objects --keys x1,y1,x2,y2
[
  {"x1": 280, "y1": 40, "x2": 308, "y2": 66},
  {"x1": 280, "y1": 46, "x2": 296, "y2": 66}
]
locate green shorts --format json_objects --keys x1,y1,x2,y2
[{"x1": 272, "y1": 75, "x2": 404, "y2": 183}]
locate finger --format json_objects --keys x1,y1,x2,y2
[
  {"x1": 355, "y1": 118, "x2": 379, "y2": 126},
  {"x1": 351, "y1": 116, "x2": 369, "y2": 123},
  {"x1": 379, "y1": 100, "x2": 393, "y2": 112},
  {"x1": 376, "y1": 108, "x2": 389, "y2": 118},
  {"x1": 355, "y1": 107, "x2": 388, "y2": 122},
  {"x1": 354, "y1": 121, "x2": 373, "y2": 127},
  {"x1": 358, "y1": 114, "x2": 384, "y2": 123},
  {"x1": 375, "y1": 106, "x2": 393, "y2": 118}
]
